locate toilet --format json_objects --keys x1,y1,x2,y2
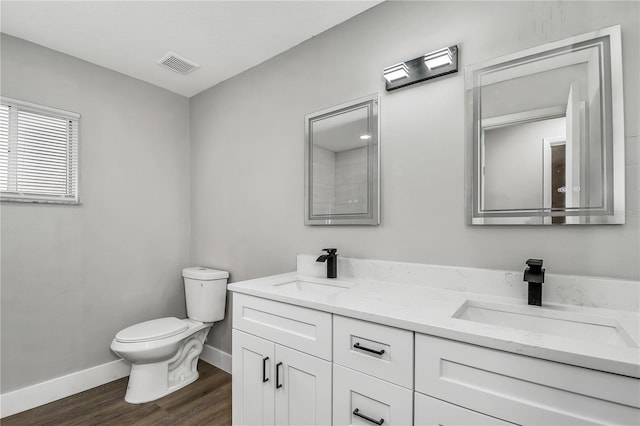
[{"x1": 110, "y1": 267, "x2": 228, "y2": 403}]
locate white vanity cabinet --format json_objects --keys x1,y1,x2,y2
[
  {"x1": 231, "y1": 290, "x2": 639, "y2": 426},
  {"x1": 232, "y1": 294, "x2": 332, "y2": 426},
  {"x1": 415, "y1": 333, "x2": 640, "y2": 425}
]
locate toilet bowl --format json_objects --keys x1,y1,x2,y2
[{"x1": 110, "y1": 267, "x2": 228, "y2": 403}]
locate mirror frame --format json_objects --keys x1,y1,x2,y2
[
  {"x1": 304, "y1": 93, "x2": 380, "y2": 225},
  {"x1": 465, "y1": 25, "x2": 625, "y2": 225}
]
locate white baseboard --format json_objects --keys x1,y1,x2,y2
[
  {"x1": 200, "y1": 344, "x2": 232, "y2": 374},
  {"x1": 0, "y1": 359, "x2": 130, "y2": 419}
]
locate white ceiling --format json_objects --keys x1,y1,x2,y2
[{"x1": 1, "y1": 1, "x2": 382, "y2": 98}]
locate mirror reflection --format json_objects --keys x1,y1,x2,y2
[
  {"x1": 467, "y1": 25, "x2": 625, "y2": 225},
  {"x1": 305, "y1": 94, "x2": 379, "y2": 225}
]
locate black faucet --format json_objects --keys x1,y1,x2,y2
[
  {"x1": 316, "y1": 248, "x2": 338, "y2": 279},
  {"x1": 523, "y1": 259, "x2": 545, "y2": 306}
]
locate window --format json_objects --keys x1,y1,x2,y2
[{"x1": 0, "y1": 97, "x2": 79, "y2": 204}]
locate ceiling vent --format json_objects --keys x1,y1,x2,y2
[{"x1": 157, "y1": 52, "x2": 200, "y2": 75}]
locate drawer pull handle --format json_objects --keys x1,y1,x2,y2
[
  {"x1": 353, "y1": 342, "x2": 385, "y2": 356},
  {"x1": 276, "y1": 362, "x2": 283, "y2": 389},
  {"x1": 353, "y1": 408, "x2": 384, "y2": 425},
  {"x1": 262, "y1": 357, "x2": 269, "y2": 383}
]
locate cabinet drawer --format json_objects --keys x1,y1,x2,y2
[
  {"x1": 333, "y1": 364, "x2": 413, "y2": 426},
  {"x1": 334, "y1": 315, "x2": 413, "y2": 388},
  {"x1": 415, "y1": 333, "x2": 640, "y2": 425},
  {"x1": 414, "y1": 392, "x2": 513, "y2": 425},
  {"x1": 233, "y1": 293, "x2": 332, "y2": 360}
]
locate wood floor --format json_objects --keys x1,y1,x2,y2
[{"x1": 2, "y1": 361, "x2": 232, "y2": 426}]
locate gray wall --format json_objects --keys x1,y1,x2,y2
[
  {"x1": 190, "y1": 1, "x2": 640, "y2": 354},
  {"x1": 0, "y1": 35, "x2": 191, "y2": 392}
]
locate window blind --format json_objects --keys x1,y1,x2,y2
[
  {"x1": 0, "y1": 104, "x2": 9, "y2": 192},
  {"x1": 0, "y1": 97, "x2": 79, "y2": 203}
]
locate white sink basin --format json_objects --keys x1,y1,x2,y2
[
  {"x1": 453, "y1": 300, "x2": 637, "y2": 348},
  {"x1": 272, "y1": 279, "x2": 354, "y2": 296}
]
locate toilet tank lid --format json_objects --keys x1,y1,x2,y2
[
  {"x1": 182, "y1": 266, "x2": 229, "y2": 280},
  {"x1": 115, "y1": 317, "x2": 188, "y2": 343}
]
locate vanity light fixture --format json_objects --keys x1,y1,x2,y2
[
  {"x1": 383, "y1": 62, "x2": 410, "y2": 83},
  {"x1": 384, "y1": 45, "x2": 458, "y2": 91},
  {"x1": 359, "y1": 134, "x2": 372, "y2": 140}
]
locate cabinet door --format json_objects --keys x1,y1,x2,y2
[
  {"x1": 274, "y1": 344, "x2": 332, "y2": 426},
  {"x1": 333, "y1": 364, "x2": 412, "y2": 426},
  {"x1": 232, "y1": 330, "x2": 275, "y2": 426},
  {"x1": 414, "y1": 392, "x2": 513, "y2": 426}
]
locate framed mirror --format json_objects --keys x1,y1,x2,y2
[
  {"x1": 305, "y1": 94, "x2": 380, "y2": 225},
  {"x1": 466, "y1": 25, "x2": 625, "y2": 225}
]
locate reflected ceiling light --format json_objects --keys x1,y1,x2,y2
[
  {"x1": 383, "y1": 45, "x2": 458, "y2": 91},
  {"x1": 424, "y1": 47, "x2": 453, "y2": 70},
  {"x1": 360, "y1": 134, "x2": 372, "y2": 140},
  {"x1": 383, "y1": 62, "x2": 409, "y2": 82}
]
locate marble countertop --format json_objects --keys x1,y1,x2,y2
[{"x1": 228, "y1": 272, "x2": 640, "y2": 378}]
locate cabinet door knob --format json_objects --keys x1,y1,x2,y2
[
  {"x1": 276, "y1": 362, "x2": 283, "y2": 389},
  {"x1": 262, "y1": 357, "x2": 269, "y2": 383},
  {"x1": 353, "y1": 408, "x2": 384, "y2": 425}
]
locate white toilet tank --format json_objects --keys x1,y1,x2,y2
[{"x1": 182, "y1": 267, "x2": 229, "y2": 323}]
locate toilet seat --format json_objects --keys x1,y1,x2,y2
[{"x1": 115, "y1": 317, "x2": 188, "y2": 343}]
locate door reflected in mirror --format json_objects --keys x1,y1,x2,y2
[
  {"x1": 305, "y1": 94, "x2": 379, "y2": 225},
  {"x1": 467, "y1": 25, "x2": 625, "y2": 225}
]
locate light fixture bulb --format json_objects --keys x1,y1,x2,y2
[
  {"x1": 424, "y1": 48, "x2": 453, "y2": 70},
  {"x1": 383, "y1": 62, "x2": 409, "y2": 82},
  {"x1": 360, "y1": 134, "x2": 371, "y2": 140}
]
